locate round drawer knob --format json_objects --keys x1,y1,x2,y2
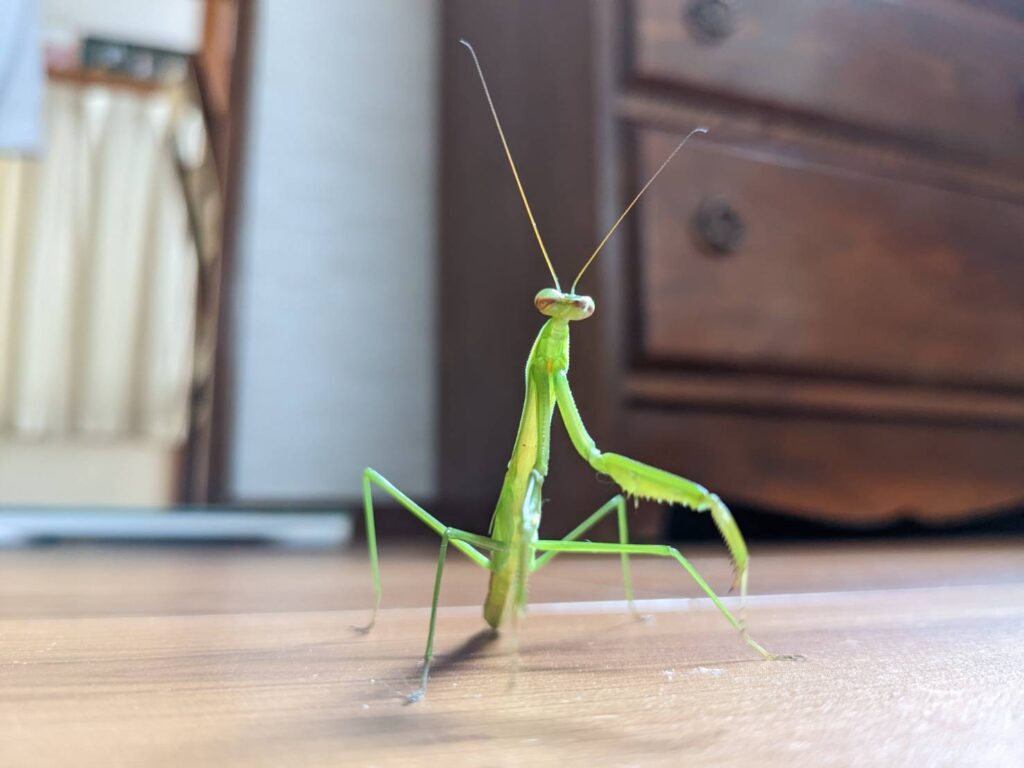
[
  {"x1": 694, "y1": 197, "x2": 745, "y2": 255},
  {"x1": 685, "y1": 0, "x2": 735, "y2": 44}
]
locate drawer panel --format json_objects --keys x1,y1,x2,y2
[
  {"x1": 629, "y1": 0, "x2": 1024, "y2": 170},
  {"x1": 634, "y1": 127, "x2": 1024, "y2": 388},
  {"x1": 622, "y1": 407, "x2": 1024, "y2": 524}
]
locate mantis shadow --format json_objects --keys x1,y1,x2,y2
[{"x1": 410, "y1": 627, "x2": 500, "y2": 683}]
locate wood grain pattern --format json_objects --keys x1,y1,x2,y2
[
  {"x1": 1, "y1": 542, "x2": 1022, "y2": 767},
  {"x1": 635, "y1": 127, "x2": 1024, "y2": 388},
  {"x1": 623, "y1": 408, "x2": 1024, "y2": 524},
  {"x1": 630, "y1": 0, "x2": 1024, "y2": 174},
  {"x1": 624, "y1": 371, "x2": 1024, "y2": 426},
  {"x1": 203, "y1": 0, "x2": 254, "y2": 504}
]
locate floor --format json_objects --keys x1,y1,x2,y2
[{"x1": 2, "y1": 538, "x2": 1023, "y2": 766}]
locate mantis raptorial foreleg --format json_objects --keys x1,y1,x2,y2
[
  {"x1": 531, "y1": 539, "x2": 787, "y2": 660},
  {"x1": 552, "y1": 372, "x2": 753, "y2": 609},
  {"x1": 532, "y1": 494, "x2": 641, "y2": 617},
  {"x1": 361, "y1": 468, "x2": 492, "y2": 632}
]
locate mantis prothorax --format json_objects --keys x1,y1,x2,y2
[{"x1": 361, "y1": 39, "x2": 793, "y2": 702}]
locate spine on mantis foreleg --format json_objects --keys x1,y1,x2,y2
[
  {"x1": 597, "y1": 454, "x2": 748, "y2": 588},
  {"x1": 706, "y1": 495, "x2": 749, "y2": 598}
]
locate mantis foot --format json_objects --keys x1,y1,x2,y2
[
  {"x1": 742, "y1": 630, "x2": 805, "y2": 661},
  {"x1": 352, "y1": 612, "x2": 378, "y2": 635},
  {"x1": 404, "y1": 663, "x2": 432, "y2": 704},
  {"x1": 629, "y1": 606, "x2": 653, "y2": 624},
  {"x1": 404, "y1": 688, "x2": 425, "y2": 705}
]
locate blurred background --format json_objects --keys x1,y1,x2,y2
[{"x1": 0, "y1": 0, "x2": 1021, "y2": 548}]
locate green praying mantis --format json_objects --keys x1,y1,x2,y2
[{"x1": 360, "y1": 40, "x2": 794, "y2": 702}]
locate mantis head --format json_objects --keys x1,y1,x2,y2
[{"x1": 534, "y1": 288, "x2": 595, "y2": 321}]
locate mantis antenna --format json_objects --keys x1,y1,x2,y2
[
  {"x1": 570, "y1": 127, "x2": 707, "y2": 293},
  {"x1": 460, "y1": 39, "x2": 561, "y2": 291}
]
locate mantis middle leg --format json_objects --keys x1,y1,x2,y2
[
  {"x1": 532, "y1": 494, "x2": 641, "y2": 615},
  {"x1": 532, "y1": 539, "x2": 788, "y2": 660}
]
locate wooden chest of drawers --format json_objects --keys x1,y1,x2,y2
[{"x1": 440, "y1": 0, "x2": 1024, "y2": 534}]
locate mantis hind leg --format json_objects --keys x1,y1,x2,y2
[
  {"x1": 532, "y1": 539, "x2": 796, "y2": 661},
  {"x1": 532, "y1": 494, "x2": 641, "y2": 617},
  {"x1": 360, "y1": 468, "x2": 492, "y2": 632}
]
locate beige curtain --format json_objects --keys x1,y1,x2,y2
[{"x1": 0, "y1": 81, "x2": 199, "y2": 445}]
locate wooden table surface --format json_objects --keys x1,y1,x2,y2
[{"x1": 2, "y1": 538, "x2": 1023, "y2": 766}]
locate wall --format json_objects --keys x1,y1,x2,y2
[
  {"x1": 228, "y1": 0, "x2": 439, "y2": 501},
  {"x1": 41, "y1": 0, "x2": 203, "y2": 51}
]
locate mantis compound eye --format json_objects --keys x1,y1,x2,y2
[
  {"x1": 534, "y1": 288, "x2": 562, "y2": 314},
  {"x1": 571, "y1": 296, "x2": 596, "y2": 318}
]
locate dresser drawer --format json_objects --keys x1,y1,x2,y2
[
  {"x1": 629, "y1": 0, "x2": 1024, "y2": 171},
  {"x1": 622, "y1": 408, "x2": 1024, "y2": 524},
  {"x1": 633, "y1": 126, "x2": 1024, "y2": 389}
]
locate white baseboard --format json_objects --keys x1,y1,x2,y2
[{"x1": 0, "y1": 509, "x2": 352, "y2": 548}]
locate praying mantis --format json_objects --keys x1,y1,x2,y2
[{"x1": 360, "y1": 40, "x2": 793, "y2": 702}]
